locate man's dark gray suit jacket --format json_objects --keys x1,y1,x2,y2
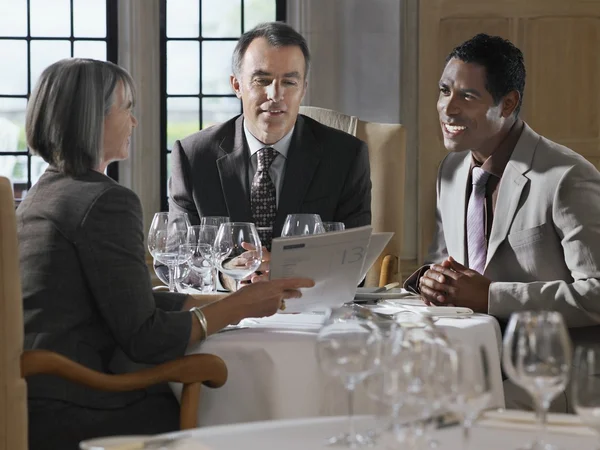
[
  {"x1": 169, "y1": 114, "x2": 372, "y2": 236},
  {"x1": 17, "y1": 168, "x2": 191, "y2": 409}
]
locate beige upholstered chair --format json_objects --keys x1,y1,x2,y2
[
  {"x1": 0, "y1": 176, "x2": 227, "y2": 450},
  {"x1": 299, "y1": 106, "x2": 406, "y2": 287}
]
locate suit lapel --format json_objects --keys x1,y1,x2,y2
[
  {"x1": 486, "y1": 124, "x2": 539, "y2": 267},
  {"x1": 274, "y1": 116, "x2": 323, "y2": 235},
  {"x1": 216, "y1": 116, "x2": 253, "y2": 222}
]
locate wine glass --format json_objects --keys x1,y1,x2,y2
[
  {"x1": 188, "y1": 225, "x2": 218, "y2": 246},
  {"x1": 572, "y1": 345, "x2": 600, "y2": 445},
  {"x1": 281, "y1": 213, "x2": 325, "y2": 237},
  {"x1": 213, "y1": 222, "x2": 262, "y2": 292},
  {"x1": 201, "y1": 216, "x2": 230, "y2": 228},
  {"x1": 147, "y1": 212, "x2": 191, "y2": 292},
  {"x1": 446, "y1": 343, "x2": 492, "y2": 450},
  {"x1": 502, "y1": 311, "x2": 573, "y2": 450},
  {"x1": 176, "y1": 243, "x2": 215, "y2": 293},
  {"x1": 323, "y1": 221, "x2": 346, "y2": 232},
  {"x1": 315, "y1": 306, "x2": 382, "y2": 447}
]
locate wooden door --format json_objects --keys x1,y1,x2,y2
[{"x1": 417, "y1": 0, "x2": 600, "y2": 261}]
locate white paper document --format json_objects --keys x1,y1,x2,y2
[
  {"x1": 357, "y1": 231, "x2": 394, "y2": 284},
  {"x1": 269, "y1": 226, "x2": 373, "y2": 313}
]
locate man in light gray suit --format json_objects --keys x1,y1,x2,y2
[{"x1": 405, "y1": 34, "x2": 600, "y2": 411}]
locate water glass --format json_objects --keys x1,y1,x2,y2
[
  {"x1": 281, "y1": 213, "x2": 325, "y2": 237},
  {"x1": 573, "y1": 345, "x2": 600, "y2": 445},
  {"x1": 323, "y1": 221, "x2": 346, "y2": 232},
  {"x1": 147, "y1": 212, "x2": 191, "y2": 292},
  {"x1": 502, "y1": 311, "x2": 572, "y2": 450},
  {"x1": 175, "y1": 243, "x2": 215, "y2": 294}
]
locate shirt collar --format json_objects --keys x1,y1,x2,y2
[
  {"x1": 243, "y1": 119, "x2": 294, "y2": 159},
  {"x1": 471, "y1": 119, "x2": 525, "y2": 178}
]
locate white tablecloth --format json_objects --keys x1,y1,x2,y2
[
  {"x1": 98, "y1": 415, "x2": 597, "y2": 450},
  {"x1": 170, "y1": 312, "x2": 505, "y2": 427}
]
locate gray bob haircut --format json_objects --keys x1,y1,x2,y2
[
  {"x1": 26, "y1": 58, "x2": 136, "y2": 176},
  {"x1": 232, "y1": 21, "x2": 310, "y2": 78}
]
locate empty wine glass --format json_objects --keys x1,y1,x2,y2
[
  {"x1": 213, "y1": 222, "x2": 261, "y2": 292},
  {"x1": 281, "y1": 213, "x2": 325, "y2": 237},
  {"x1": 315, "y1": 306, "x2": 382, "y2": 447},
  {"x1": 446, "y1": 343, "x2": 492, "y2": 450},
  {"x1": 201, "y1": 216, "x2": 230, "y2": 228},
  {"x1": 323, "y1": 221, "x2": 346, "y2": 232},
  {"x1": 147, "y1": 212, "x2": 191, "y2": 292},
  {"x1": 188, "y1": 225, "x2": 218, "y2": 246},
  {"x1": 573, "y1": 345, "x2": 600, "y2": 446},
  {"x1": 502, "y1": 311, "x2": 573, "y2": 450}
]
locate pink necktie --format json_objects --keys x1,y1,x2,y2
[{"x1": 466, "y1": 167, "x2": 490, "y2": 274}]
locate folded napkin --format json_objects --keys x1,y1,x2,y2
[
  {"x1": 378, "y1": 300, "x2": 474, "y2": 318},
  {"x1": 240, "y1": 312, "x2": 326, "y2": 329},
  {"x1": 84, "y1": 436, "x2": 210, "y2": 450},
  {"x1": 478, "y1": 410, "x2": 597, "y2": 437}
]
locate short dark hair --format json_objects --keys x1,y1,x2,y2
[
  {"x1": 232, "y1": 21, "x2": 310, "y2": 79},
  {"x1": 446, "y1": 33, "x2": 526, "y2": 115},
  {"x1": 26, "y1": 58, "x2": 135, "y2": 176}
]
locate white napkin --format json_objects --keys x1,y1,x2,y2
[
  {"x1": 478, "y1": 410, "x2": 597, "y2": 437},
  {"x1": 378, "y1": 300, "x2": 474, "y2": 318},
  {"x1": 240, "y1": 312, "x2": 326, "y2": 329}
]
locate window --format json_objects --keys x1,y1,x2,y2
[
  {"x1": 159, "y1": 0, "x2": 286, "y2": 210},
  {"x1": 0, "y1": 0, "x2": 118, "y2": 200}
]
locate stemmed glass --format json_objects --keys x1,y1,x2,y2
[
  {"x1": 315, "y1": 306, "x2": 382, "y2": 447},
  {"x1": 213, "y1": 222, "x2": 262, "y2": 292},
  {"x1": 572, "y1": 346, "x2": 600, "y2": 446},
  {"x1": 502, "y1": 311, "x2": 573, "y2": 450},
  {"x1": 147, "y1": 212, "x2": 191, "y2": 292},
  {"x1": 201, "y1": 216, "x2": 230, "y2": 228},
  {"x1": 281, "y1": 213, "x2": 325, "y2": 237},
  {"x1": 446, "y1": 343, "x2": 492, "y2": 450}
]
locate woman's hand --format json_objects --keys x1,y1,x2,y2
[{"x1": 226, "y1": 277, "x2": 314, "y2": 322}]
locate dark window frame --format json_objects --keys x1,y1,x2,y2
[
  {"x1": 159, "y1": 0, "x2": 286, "y2": 211},
  {"x1": 0, "y1": 0, "x2": 119, "y2": 202}
]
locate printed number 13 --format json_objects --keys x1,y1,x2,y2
[{"x1": 341, "y1": 246, "x2": 365, "y2": 265}]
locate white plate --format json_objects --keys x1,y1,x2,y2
[{"x1": 354, "y1": 287, "x2": 420, "y2": 300}]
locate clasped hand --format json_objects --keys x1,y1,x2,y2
[{"x1": 418, "y1": 256, "x2": 491, "y2": 313}]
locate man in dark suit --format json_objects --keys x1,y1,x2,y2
[{"x1": 169, "y1": 22, "x2": 371, "y2": 249}]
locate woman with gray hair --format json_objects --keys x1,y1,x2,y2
[{"x1": 17, "y1": 58, "x2": 313, "y2": 450}]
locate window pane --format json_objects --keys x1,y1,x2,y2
[
  {"x1": 73, "y1": 0, "x2": 106, "y2": 37},
  {"x1": 166, "y1": 151, "x2": 172, "y2": 198},
  {"x1": 0, "y1": 0, "x2": 27, "y2": 37},
  {"x1": 31, "y1": 154, "x2": 49, "y2": 187},
  {"x1": 167, "y1": 41, "x2": 199, "y2": 95},
  {"x1": 30, "y1": 40, "x2": 71, "y2": 89},
  {"x1": 74, "y1": 40, "x2": 107, "y2": 60},
  {"x1": 202, "y1": 0, "x2": 241, "y2": 38},
  {"x1": 0, "y1": 98, "x2": 27, "y2": 152},
  {"x1": 0, "y1": 40, "x2": 28, "y2": 95},
  {"x1": 30, "y1": 0, "x2": 71, "y2": 37},
  {"x1": 243, "y1": 0, "x2": 276, "y2": 32},
  {"x1": 202, "y1": 41, "x2": 236, "y2": 94},
  {"x1": 202, "y1": 97, "x2": 240, "y2": 128},
  {"x1": 167, "y1": 97, "x2": 199, "y2": 149},
  {"x1": 0, "y1": 154, "x2": 28, "y2": 198},
  {"x1": 167, "y1": 0, "x2": 199, "y2": 38}
]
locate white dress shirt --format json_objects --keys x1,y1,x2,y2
[{"x1": 244, "y1": 120, "x2": 294, "y2": 207}]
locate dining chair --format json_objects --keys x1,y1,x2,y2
[
  {"x1": 299, "y1": 106, "x2": 406, "y2": 287},
  {"x1": 0, "y1": 176, "x2": 227, "y2": 450}
]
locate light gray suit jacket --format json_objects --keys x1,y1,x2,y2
[
  {"x1": 17, "y1": 168, "x2": 191, "y2": 408},
  {"x1": 427, "y1": 124, "x2": 600, "y2": 334}
]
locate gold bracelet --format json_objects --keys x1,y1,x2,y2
[{"x1": 190, "y1": 306, "x2": 208, "y2": 340}]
